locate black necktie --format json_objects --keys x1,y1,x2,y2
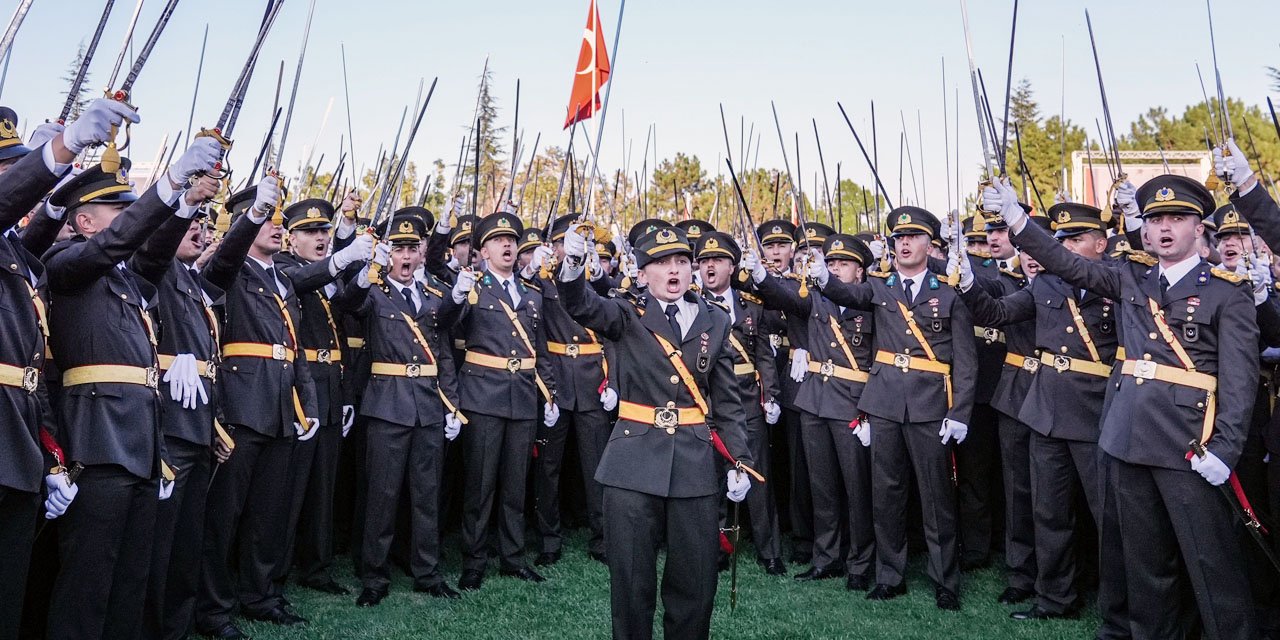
[
  {"x1": 502, "y1": 280, "x2": 517, "y2": 307},
  {"x1": 665, "y1": 304, "x2": 682, "y2": 340},
  {"x1": 401, "y1": 285, "x2": 418, "y2": 314},
  {"x1": 710, "y1": 293, "x2": 725, "y2": 304},
  {"x1": 263, "y1": 265, "x2": 280, "y2": 294},
  {"x1": 903, "y1": 278, "x2": 915, "y2": 303},
  {"x1": 1159, "y1": 274, "x2": 1171, "y2": 305}
]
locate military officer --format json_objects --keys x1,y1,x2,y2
[
  {"x1": 447, "y1": 211, "x2": 558, "y2": 590},
  {"x1": 746, "y1": 233, "x2": 877, "y2": 589},
  {"x1": 335, "y1": 211, "x2": 463, "y2": 605},
  {"x1": 558, "y1": 223, "x2": 754, "y2": 640},
  {"x1": 696, "y1": 230, "x2": 785, "y2": 575},
  {"x1": 424, "y1": 195, "x2": 476, "y2": 286},
  {"x1": 807, "y1": 207, "x2": 978, "y2": 610},
  {"x1": 986, "y1": 174, "x2": 1259, "y2": 639},
  {"x1": 43, "y1": 108, "x2": 218, "y2": 639},
  {"x1": 195, "y1": 176, "x2": 320, "y2": 638}
]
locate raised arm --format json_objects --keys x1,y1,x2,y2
[
  {"x1": 45, "y1": 184, "x2": 177, "y2": 293},
  {"x1": 558, "y1": 268, "x2": 629, "y2": 342},
  {"x1": 958, "y1": 281, "x2": 1036, "y2": 328},
  {"x1": 1011, "y1": 219, "x2": 1122, "y2": 301},
  {"x1": 946, "y1": 295, "x2": 979, "y2": 426},
  {"x1": 753, "y1": 272, "x2": 811, "y2": 316},
  {"x1": 1208, "y1": 284, "x2": 1261, "y2": 467}
]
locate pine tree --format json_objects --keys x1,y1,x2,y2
[
  {"x1": 61, "y1": 43, "x2": 92, "y2": 120},
  {"x1": 460, "y1": 66, "x2": 507, "y2": 216}
]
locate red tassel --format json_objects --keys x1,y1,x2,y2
[
  {"x1": 532, "y1": 443, "x2": 540, "y2": 459},
  {"x1": 39, "y1": 427, "x2": 65, "y2": 468},
  {"x1": 718, "y1": 531, "x2": 734, "y2": 555},
  {"x1": 597, "y1": 378, "x2": 609, "y2": 395}
]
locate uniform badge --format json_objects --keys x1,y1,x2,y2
[
  {"x1": 928, "y1": 276, "x2": 939, "y2": 290},
  {"x1": 1183, "y1": 324, "x2": 1198, "y2": 341},
  {"x1": 696, "y1": 354, "x2": 710, "y2": 372},
  {"x1": 931, "y1": 319, "x2": 943, "y2": 332},
  {"x1": 1188, "y1": 297, "x2": 1200, "y2": 306},
  {"x1": 927, "y1": 298, "x2": 939, "y2": 306}
]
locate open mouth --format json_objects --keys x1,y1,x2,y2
[
  {"x1": 1156, "y1": 234, "x2": 1174, "y2": 250},
  {"x1": 1222, "y1": 247, "x2": 1239, "y2": 261}
]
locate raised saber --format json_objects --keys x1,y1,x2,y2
[
  {"x1": 59, "y1": 0, "x2": 116, "y2": 123},
  {"x1": 1085, "y1": 9, "x2": 1127, "y2": 225},
  {"x1": 0, "y1": 0, "x2": 35, "y2": 68},
  {"x1": 275, "y1": 0, "x2": 318, "y2": 172},
  {"x1": 958, "y1": 0, "x2": 990, "y2": 284}
]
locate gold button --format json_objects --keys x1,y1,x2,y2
[
  {"x1": 906, "y1": 330, "x2": 912, "y2": 335},
  {"x1": 623, "y1": 429, "x2": 631, "y2": 436},
  {"x1": 412, "y1": 355, "x2": 419, "y2": 361},
  {"x1": 511, "y1": 331, "x2": 517, "y2": 337},
  {"x1": 1060, "y1": 346, "x2": 1068, "y2": 354},
  {"x1": 1186, "y1": 307, "x2": 1195, "y2": 314},
  {"x1": 1149, "y1": 332, "x2": 1157, "y2": 340},
  {"x1": 830, "y1": 342, "x2": 837, "y2": 348},
  {"x1": 258, "y1": 288, "x2": 264, "y2": 293},
  {"x1": 1196, "y1": 402, "x2": 1204, "y2": 408},
  {"x1": 511, "y1": 350, "x2": 518, "y2": 355},
  {"x1": 667, "y1": 401, "x2": 676, "y2": 408},
  {"x1": 572, "y1": 335, "x2": 580, "y2": 342},
  {"x1": 1143, "y1": 354, "x2": 1152, "y2": 360},
  {"x1": 1135, "y1": 378, "x2": 1144, "y2": 385},
  {"x1": 120, "y1": 294, "x2": 128, "y2": 299},
  {"x1": 666, "y1": 427, "x2": 676, "y2": 435},
  {"x1": 1186, "y1": 316, "x2": 1193, "y2": 321},
  {"x1": 670, "y1": 375, "x2": 680, "y2": 384},
  {"x1": 1066, "y1": 326, "x2": 1074, "y2": 334}
]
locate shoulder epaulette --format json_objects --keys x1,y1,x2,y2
[
  {"x1": 1210, "y1": 267, "x2": 1246, "y2": 284},
  {"x1": 689, "y1": 282, "x2": 702, "y2": 294},
  {"x1": 868, "y1": 270, "x2": 892, "y2": 279},
  {"x1": 739, "y1": 292, "x2": 763, "y2": 305},
  {"x1": 999, "y1": 269, "x2": 1025, "y2": 280},
  {"x1": 423, "y1": 285, "x2": 443, "y2": 298},
  {"x1": 967, "y1": 248, "x2": 992, "y2": 259},
  {"x1": 782, "y1": 272, "x2": 801, "y2": 281},
  {"x1": 524, "y1": 281, "x2": 542, "y2": 292},
  {"x1": 706, "y1": 297, "x2": 729, "y2": 311},
  {"x1": 1126, "y1": 251, "x2": 1158, "y2": 267}
]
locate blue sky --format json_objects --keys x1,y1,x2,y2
[{"x1": 2, "y1": 0, "x2": 1278, "y2": 210}]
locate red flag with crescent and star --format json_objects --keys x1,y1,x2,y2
[{"x1": 563, "y1": 0, "x2": 611, "y2": 129}]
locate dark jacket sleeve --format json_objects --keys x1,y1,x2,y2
[
  {"x1": 44, "y1": 184, "x2": 177, "y2": 293},
  {"x1": 959, "y1": 282, "x2": 1036, "y2": 327},
  {"x1": 1209, "y1": 284, "x2": 1261, "y2": 466},
  {"x1": 947, "y1": 295, "x2": 979, "y2": 426},
  {"x1": 0, "y1": 146, "x2": 64, "y2": 232},
  {"x1": 20, "y1": 206, "x2": 65, "y2": 257},
  {"x1": 816, "y1": 276, "x2": 875, "y2": 310},
  {"x1": 1256, "y1": 292, "x2": 1280, "y2": 349},
  {"x1": 754, "y1": 273, "x2": 811, "y2": 316},
  {"x1": 559, "y1": 270, "x2": 628, "y2": 342},
  {"x1": 753, "y1": 310, "x2": 781, "y2": 403},
  {"x1": 332, "y1": 278, "x2": 374, "y2": 317},
  {"x1": 129, "y1": 213, "x2": 194, "y2": 285},
  {"x1": 424, "y1": 228, "x2": 453, "y2": 282},
  {"x1": 1011, "y1": 219, "x2": 1122, "y2": 301},
  {"x1": 1230, "y1": 185, "x2": 1280, "y2": 250},
  {"x1": 277, "y1": 256, "x2": 336, "y2": 294},
  {"x1": 533, "y1": 295, "x2": 557, "y2": 402},
  {"x1": 202, "y1": 214, "x2": 263, "y2": 292},
  {"x1": 710, "y1": 316, "x2": 753, "y2": 470},
  {"x1": 437, "y1": 329, "x2": 460, "y2": 407}
]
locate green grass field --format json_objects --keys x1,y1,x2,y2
[{"x1": 246, "y1": 530, "x2": 1100, "y2": 639}]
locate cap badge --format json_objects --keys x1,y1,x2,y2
[
  {"x1": 115, "y1": 168, "x2": 129, "y2": 185},
  {"x1": 897, "y1": 212, "x2": 911, "y2": 225},
  {"x1": 306, "y1": 206, "x2": 322, "y2": 219},
  {"x1": 771, "y1": 225, "x2": 783, "y2": 235},
  {"x1": 460, "y1": 221, "x2": 472, "y2": 232},
  {"x1": 805, "y1": 227, "x2": 817, "y2": 237},
  {"x1": 1223, "y1": 210, "x2": 1239, "y2": 225},
  {"x1": 656, "y1": 229, "x2": 677, "y2": 244},
  {"x1": 399, "y1": 220, "x2": 414, "y2": 234},
  {"x1": 496, "y1": 217, "x2": 512, "y2": 228},
  {"x1": 831, "y1": 239, "x2": 844, "y2": 250},
  {"x1": 1155, "y1": 187, "x2": 1175, "y2": 202},
  {"x1": 0, "y1": 118, "x2": 16, "y2": 140},
  {"x1": 1057, "y1": 211, "x2": 1071, "y2": 224},
  {"x1": 705, "y1": 237, "x2": 720, "y2": 249}
]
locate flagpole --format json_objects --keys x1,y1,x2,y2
[{"x1": 582, "y1": 0, "x2": 625, "y2": 220}]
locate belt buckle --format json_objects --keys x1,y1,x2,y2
[
  {"x1": 1132, "y1": 360, "x2": 1157, "y2": 380},
  {"x1": 893, "y1": 353, "x2": 910, "y2": 371},
  {"x1": 1053, "y1": 355, "x2": 1071, "y2": 373},
  {"x1": 145, "y1": 367, "x2": 159, "y2": 389},
  {"x1": 1023, "y1": 357, "x2": 1040, "y2": 374},
  {"x1": 819, "y1": 361, "x2": 836, "y2": 377},
  {"x1": 769, "y1": 334, "x2": 782, "y2": 349},
  {"x1": 205, "y1": 360, "x2": 218, "y2": 382},
  {"x1": 271, "y1": 344, "x2": 287, "y2": 361},
  {"x1": 983, "y1": 327, "x2": 1001, "y2": 343},
  {"x1": 405, "y1": 363, "x2": 421, "y2": 378},
  {"x1": 565, "y1": 344, "x2": 580, "y2": 358},
  {"x1": 654, "y1": 406, "x2": 678, "y2": 431},
  {"x1": 506, "y1": 358, "x2": 522, "y2": 373},
  {"x1": 21, "y1": 366, "x2": 38, "y2": 393},
  {"x1": 316, "y1": 348, "x2": 332, "y2": 364}
]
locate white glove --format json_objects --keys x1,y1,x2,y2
[
  {"x1": 982, "y1": 179, "x2": 1027, "y2": 229},
  {"x1": 357, "y1": 243, "x2": 392, "y2": 288},
  {"x1": 1238, "y1": 258, "x2": 1274, "y2": 305},
  {"x1": 743, "y1": 251, "x2": 767, "y2": 284},
  {"x1": 28, "y1": 121, "x2": 64, "y2": 149},
  {"x1": 167, "y1": 137, "x2": 222, "y2": 186},
  {"x1": 61, "y1": 98, "x2": 140, "y2": 154},
  {"x1": 586, "y1": 242, "x2": 603, "y2": 282},
  {"x1": 450, "y1": 193, "x2": 467, "y2": 218},
  {"x1": 451, "y1": 268, "x2": 478, "y2": 303},
  {"x1": 43, "y1": 471, "x2": 78, "y2": 519},
  {"x1": 1113, "y1": 180, "x2": 1140, "y2": 219},
  {"x1": 159, "y1": 476, "x2": 174, "y2": 500},
  {"x1": 868, "y1": 239, "x2": 886, "y2": 261},
  {"x1": 600, "y1": 386, "x2": 618, "y2": 411},
  {"x1": 940, "y1": 213, "x2": 957, "y2": 242},
  {"x1": 763, "y1": 400, "x2": 781, "y2": 425},
  {"x1": 726, "y1": 469, "x2": 750, "y2": 503},
  {"x1": 789, "y1": 348, "x2": 810, "y2": 383},
  {"x1": 500, "y1": 200, "x2": 516, "y2": 214},
  {"x1": 1214, "y1": 139, "x2": 1254, "y2": 191},
  {"x1": 524, "y1": 244, "x2": 554, "y2": 279},
  {"x1": 807, "y1": 249, "x2": 829, "y2": 287},
  {"x1": 1190, "y1": 448, "x2": 1231, "y2": 486},
  {"x1": 295, "y1": 418, "x2": 319, "y2": 441},
  {"x1": 543, "y1": 402, "x2": 560, "y2": 427},
  {"x1": 342, "y1": 405, "x2": 355, "y2": 438},
  {"x1": 852, "y1": 415, "x2": 871, "y2": 447},
  {"x1": 332, "y1": 232, "x2": 375, "y2": 271},
  {"x1": 444, "y1": 412, "x2": 462, "y2": 441},
  {"x1": 560, "y1": 230, "x2": 588, "y2": 281},
  {"x1": 252, "y1": 175, "x2": 281, "y2": 216},
  {"x1": 948, "y1": 243, "x2": 974, "y2": 292},
  {"x1": 939, "y1": 418, "x2": 968, "y2": 445},
  {"x1": 622, "y1": 258, "x2": 638, "y2": 280}
]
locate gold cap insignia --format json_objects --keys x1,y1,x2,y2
[
  {"x1": 115, "y1": 168, "x2": 129, "y2": 185},
  {"x1": 496, "y1": 217, "x2": 512, "y2": 228},
  {"x1": 771, "y1": 225, "x2": 783, "y2": 235},
  {"x1": 305, "y1": 206, "x2": 322, "y2": 219},
  {"x1": 805, "y1": 227, "x2": 817, "y2": 237},
  {"x1": 460, "y1": 221, "x2": 472, "y2": 232},
  {"x1": 656, "y1": 229, "x2": 677, "y2": 244},
  {"x1": 399, "y1": 220, "x2": 414, "y2": 234},
  {"x1": 1223, "y1": 210, "x2": 1240, "y2": 225},
  {"x1": 897, "y1": 213, "x2": 911, "y2": 225},
  {"x1": 705, "y1": 237, "x2": 720, "y2": 249},
  {"x1": 0, "y1": 118, "x2": 16, "y2": 140},
  {"x1": 1154, "y1": 187, "x2": 1175, "y2": 202},
  {"x1": 1057, "y1": 211, "x2": 1071, "y2": 224},
  {"x1": 831, "y1": 239, "x2": 844, "y2": 251},
  {"x1": 688, "y1": 227, "x2": 702, "y2": 238}
]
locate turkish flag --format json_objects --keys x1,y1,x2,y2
[{"x1": 564, "y1": 0, "x2": 611, "y2": 129}]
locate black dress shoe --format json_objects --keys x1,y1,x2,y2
[
  {"x1": 588, "y1": 551, "x2": 608, "y2": 565},
  {"x1": 243, "y1": 606, "x2": 307, "y2": 626},
  {"x1": 202, "y1": 622, "x2": 250, "y2": 640},
  {"x1": 718, "y1": 554, "x2": 730, "y2": 572},
  {"x1": 865, "y1": 583, "x2": 907, "y2": 601},
  {"x1": 458, "y1": 570, "x2": 484, "y2": 591},
  {"x1": 303, "y1": 580, "x2": 350, "y2": 596},
  {"x1": 499, "y1": 567, "x2": 546, "y2": 583},
  {"x1": 997, "y1": 586, "x2": 1034, "y2": 605},
  {"x1": 414, "y1": 582, "x2": 462, "y2": 599},
  {"x1": 935, "y1": 586, "x2": 961, "y2": 611},
  {"x1": 534, "y1": 551, "x2": 561, "y2": 567},
  {"x1": 1011, "y1": 605, "x2": 1076, "y2": 620},
  {"x1": 793, "y1": 564, "x2": 844, "y2": 581},
  {"x1": 355, "y1": 587, "x2": 388, "y2": 607},
  {"x1": 845, "y1": 574, "x2": 871, "y2": 591},
  {"x1": 760, "y1": 558, "x2": 786, "y2": 575}
]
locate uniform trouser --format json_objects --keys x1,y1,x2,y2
[
  {"x1": 995, "y1": 412, "x2": 1036, "y2": 592},
  {"x1": 0, "y1": 488, "x2": 38, "y2": 640},
  {"x1": 956, "y1": 402, "x2": 998, "y2": 563},
  {"x1": 1028, "y1": 432, "x2": 1100, "y2": 614},
  {"x1": 296, "y1": 422, "x2": 342, "y2": 587},
  {"x1": 144, "y1": 437, "x2": 211, "y2": 640},
  {"x1": 1112, "y1": 457, "x2": 1255, "y2": 640},
  {"x1": 195, "y1": 428, "x2": 294, "y2": 632},
  {"x1": 603, "y1": 486, "x2": 719, "y2": 640},
  {"x1": 870, "y1": 419, "x2": 960, "y2": 594},
  {"x1": 339, "y1": 415, "x2": 370, "y2": 575},
  {"x1": 534, "y1": 407, "x2": 609, "y2": 556},
  {"x1": 800, "y1": 412, "x2": 874, "y2": 577},
  {"x1": 49, "y1": 464, "x2": 158, "y2": 640},
  {"x1": 782, "y1": 407, "x2": 813, "y2": 558},
  {"x1": 1096, "y1": 452, "x2": 1132, "y2": 640},
  {"x1": 273, "y1": 426, "x2": 319, "y2": 598},
  {"x1": 743, "y1": 412, "x2": 782, "y2": 561},
  {"x1": 360, "y1": 418, "x2": 445, "y2": 590},
  {"x1": 461, "y1": 413, "x2": 536, "y2": 573}
]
